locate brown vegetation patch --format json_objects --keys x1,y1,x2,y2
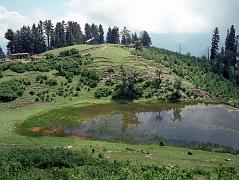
[
  {"x1": 0, "y1": 123, "x2": 4, "y2": 129},
  {"x1": 43, "y1": 127, "x2": 64, "y2": 136},
  {"x1": 30, "y1": 127, "x2": 41, "y2": 133}
]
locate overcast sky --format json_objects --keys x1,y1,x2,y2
[{"x1": 0, "y1": 0, "x2": 238, "y2": 51}]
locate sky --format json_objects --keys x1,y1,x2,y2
[{"x1": 0, "y1": 0, "x2": 238, "y2": 55}]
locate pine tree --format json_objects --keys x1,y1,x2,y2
[
  {"x1": 140, "y1": 31, "x2": 151, "y2": 47},
  {"x1": 19, "y1": 26, "x2": 33, "y2": 53},
  {"x1": 106, "y1": 27, "x2": 112, "y2": 43},
  {"x1": 91, "y1": 23, "x2": 99, "y2": 42},
  {"x1": 131, "y1": 33, "x2": 139, "y2": 44},
  {"x1": 54, "y1": 22, "x2": 66, "y2": 48},
  {"x1": 5, "y1": 29, "x2": 15, "y2": 54},
  {"x1": 0, "y1": 47, "x2": 5, "y2": 59},
  {"x1": 121, "y1": 27, "x2": 131, "y2": 45},
  {"x1": 84, "y1": 23, "x2": 92, "y2": 41},
  {"x1": 66, "y1": 21, "x2": 76, "y2": 46},
  {"x1": 111, "y1": 26, "x2": 119, "y2": 44},
  {"x1": 121, "y1": 35, "x2": 127, "y2": 45},
  {"x1": 73, "y1": 22, "x2": 84, "y2": 44},
  {"x1": 210, "y1": 27, "x2": 220, "y2": 60},
  {"x1": 43, "y1": 20, "x2": 54, "y2": 48},
  {"x1": 99, "y1": 24, "x2": 104, "y2": 44},
  {"x1": 225, "y1": 25, "x2": 237, "y2": 67}
]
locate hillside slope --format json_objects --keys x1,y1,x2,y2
[
  {"x1": 0, "y1": 44, "x2": 239, "y2": 179},
  {"x1": 1, "y1": 44, "x2": 238, "y2": 110}
]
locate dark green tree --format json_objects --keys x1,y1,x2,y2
[
  {"x1": 131, "y1": 32, "x2": 139, "y2": 44},
  {"x1": 111, "y1": 26, "x2": 119, "y2": 44},
  {"x1": 54, "y1": 21, "x2": 66, "y2": 48},
  {"x1": 0, "y1": 47, "x2": 5, "y2": 59},
  {"x1": 225, "y1": 25, "x2": 237, "y2": 67},
  {"x1": 210, "y1": 27, "x2": 220, "y2": 60},
  {"x1": 5, "y1": 29, "x2": 15, "y2": 54},
  {"x1": 66, "y1": 21, "x2": 76, "y2": 46},
  {"x1": 121, "y1": 27, "x2": 131, "y2": 45},
  {"x1": 140, "y1": 31, "x2": 151, "y2": 47},
  {"x1": 91, "y1": 23, "x2": 99, "y2": 42},
  {"x1": 43, "y1": 20, "x2": 54, "y2": 48},
  {"x1": 98, "y1": 24, "x2": 105, "y2": 44},
  {"x1": 106, "y1": 27, "x2": 112, "y2": 43},
  {"x1": 113, "y1": 66, "x2": 142, "y2": 100},
  {"x1": 84, "y1": 23, "x2": 92, "y2": 41},
  {"x1": 121, "y1": 35, "x2": 127, "y2": 45}
]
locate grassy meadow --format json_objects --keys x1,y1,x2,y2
[{"x1": 0, "y1": 44, "x2": 239, "y2": 179}]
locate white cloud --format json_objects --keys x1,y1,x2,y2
[
  {"x1": 31, "y1": 8, "x2": 49, "y2": 21},
  {"x1": 0, "y1": 6, "x2": 50, "y2": 39},
  {"x1": 0, "y1": 6, "x2": 30, "y2": 37},
  {"x1": 63, "y1": 0, "x2": 210, "y2": 34}
]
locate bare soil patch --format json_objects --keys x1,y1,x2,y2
[{"x1": 43, "y1": 128, "x2": 64, "y2": 136}]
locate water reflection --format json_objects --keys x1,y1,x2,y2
[
  {"x1": 20, "y1": 103, "x2": 239, "y2": 150},
  {"x1": 65, "y1": 104, "x2": 239, "y2": 150}
]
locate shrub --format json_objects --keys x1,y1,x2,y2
[
  {"x1": 94, "y1": 87, "x2": 112, "y2": 98},
  {"x1": 46, "y1": 79, "x2": 58, "y2": 86},
  {"x1": 59, "y1": 48, "x2": 80, "y2": 57},
  {"x1": 0, "y1": 71, "x2": 3, "y2": 78},
  {"x1": 23, "y1": 80, "x2": 31, "y2": 86},
  {"x1": 29, "y1": 90, "x2": 35, "y2": 96},
  {"x1": 0, "y1": 79, "x2": 24, "y2": 102},
  {"x1": 45, "y1": 53, "x2": 55, "y2": 59},
  {"x1": 0, "y1": 148, "x2": 223, "y2": 179},
  {"x1": 36, "y1": 75, "x2": 48, "y2": 82},
  {"x1": 113, "y1": 67, "x2": 143, "y2": 100},
  {"x1": 9, "y1": 62, "x2": 26, "y2": 73}
]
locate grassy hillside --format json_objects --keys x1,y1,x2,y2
[{"x1": 0, "y1": 44, "x2": 239, "y2": 178}]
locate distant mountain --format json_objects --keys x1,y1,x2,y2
[{"x1": 151, "y1": 33, "x2": 211, "y2": 57}]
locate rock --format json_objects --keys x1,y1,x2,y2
[
  {"x1": 225, "y1": 158, "x2": 231, "y2": 162},
  {"x1": 168, "y1": 164, "x2": 177, "y2": 169}
]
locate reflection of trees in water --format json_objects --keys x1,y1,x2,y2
[
  {"x1": 119, "y1": 104, "x2": 184, "y2": 132},
  {"x1": 155, "y1": 112, "x2": 163, "y2": 121},
  {"x1": 172, "y1": 107, "x2": 182, "y2": 121},
  {"x1": 155, "y1": 106, "x2": 183, "y2": 122},
  {"x1": 121, "y1": 112, "x2": 140, "y2": 132}
]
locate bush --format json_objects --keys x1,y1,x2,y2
[
  {"x1": 113, "y1": 67, "x2": 143, "y2": 100},
  {"x1": 36, "y1": 75, "x2": 48, "y2": 82},
  {"x1": 29, "y1": 90, "x2": 35, "y2": 96},
  {"x1": 0, "y1": 71, "x2": 3, "y2": 78},
  {"x1": 94, "y1": 87, "x2": 112, "y2": 98},
  {"x1": 45, "y1": 53, "x2": 55, "y2": 59},
  {"x1": 23, "y1": 80, "x2": 31, "y2": 86},
  {"x1": 9, "y1": 62, "x2": 26, "y2": 73},
  {"x1": 0, "y1": 148, "x2": 228, "y2": 179},
  {"x1": 59, "y1": 48, "x2": 80, "y2": 57},
  {"x1": 0, "y1": 79, "x2": 25, "y2": 102},
  {"x1": 46, "y1": 79, "x2": 58, "y2": 86}
]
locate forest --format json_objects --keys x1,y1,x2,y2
[{"x1": 2, "y1": 20, "x2": 151, "y2": 55}]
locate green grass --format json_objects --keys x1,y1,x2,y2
[
  {"x1": 0, "y1": 44, "x2": 239, "y2": 177},
  {"x1": 0, "y1": 100, "x2": 239, "y2": 174},
  {"x1": 41, "y1": 44, "x2": 94, "y2": 56}
]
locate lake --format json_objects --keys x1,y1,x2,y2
[{"x1": 17, "y1": 103, "x2": 239, "y2": 150}]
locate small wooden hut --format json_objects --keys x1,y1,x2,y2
[{"x1": 10, "y1": 53, "x2": 30, "y2": 60}]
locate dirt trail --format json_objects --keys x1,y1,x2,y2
[{"x1": 81, "y1": 45, "x2": 107, "y2": 54}]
